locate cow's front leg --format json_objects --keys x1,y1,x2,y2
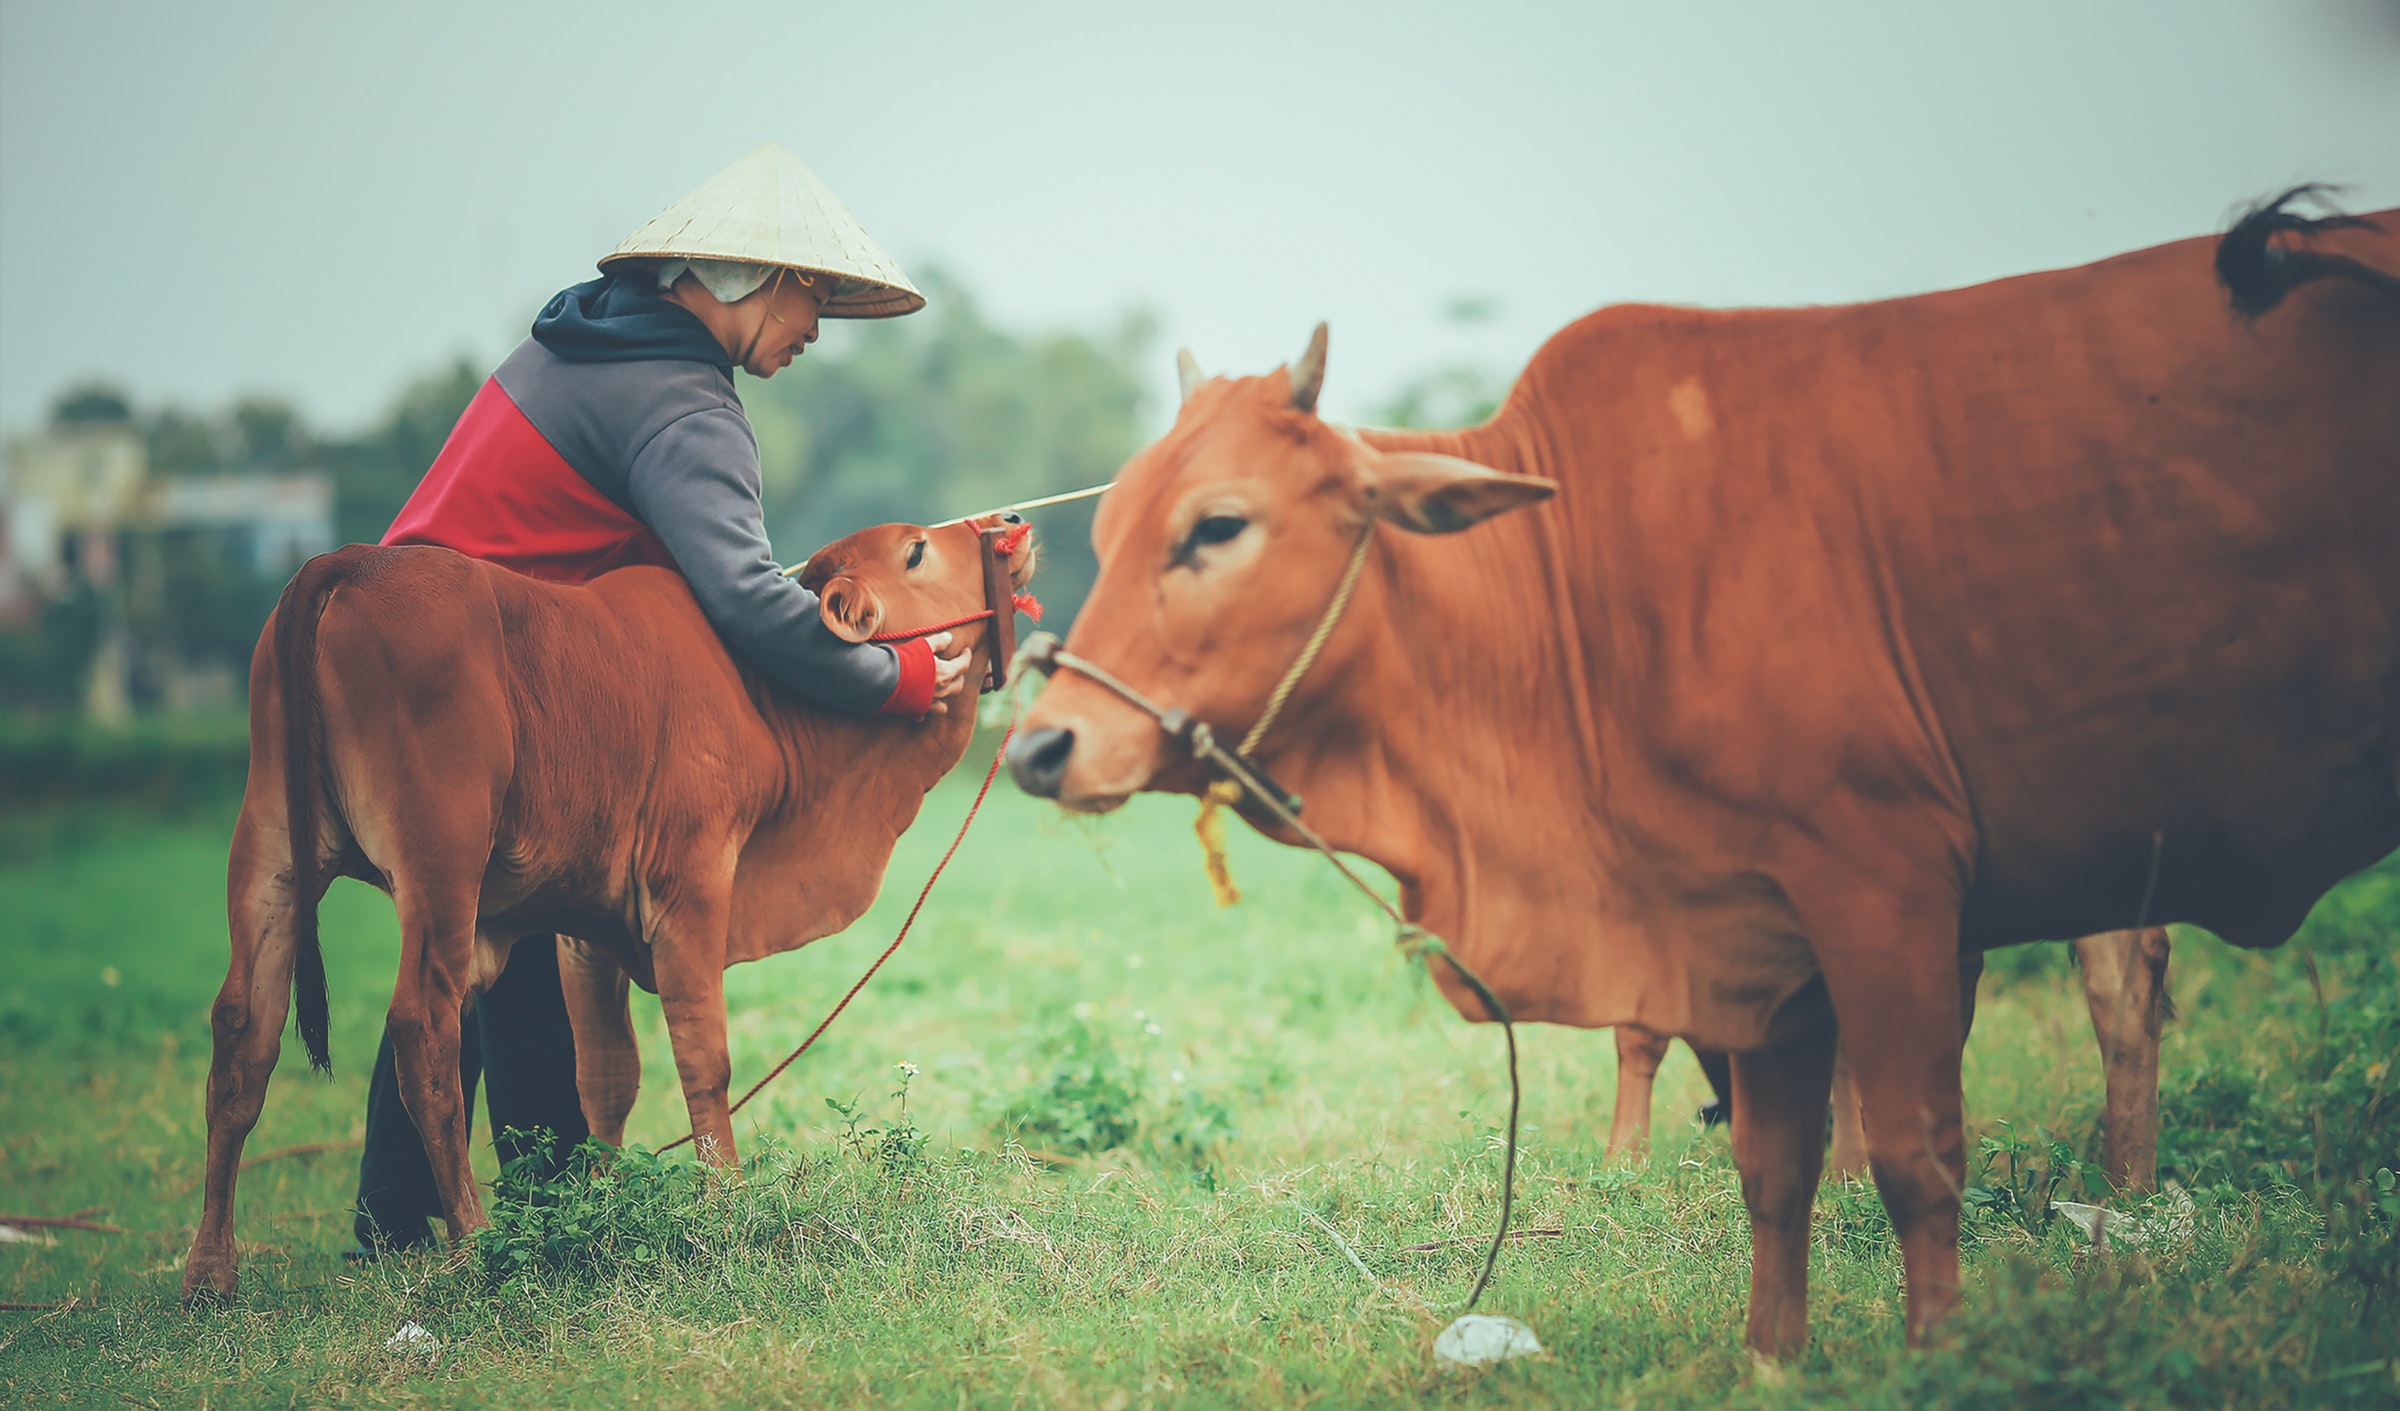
[
  {"x1": 2076, "y1": 927, "x2": 2169, "y2": 1190},
  {"x1": 1607, "y1": 1026, "x2": 1672, "y2": 1159},
  {"x1": 1815, "y1": 904, "x2": 1972, "y2": 1347},
  {"x1": 1728, "y1": 1013, "x2": 1839, "y2": 1360},
  {"x1": 558, "y1": 937, "x2": 641, "y2": 1147},
  {"x1": 650, "y1": 890, "x2": 736, "y2": 1167}
]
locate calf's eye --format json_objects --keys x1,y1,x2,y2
[
  {"x1": 1178, "y1": 515, "x2": 1249, "y2": 564},
  {"x1": 906, "y1": 540, "x2": 926, "y2": 569}
]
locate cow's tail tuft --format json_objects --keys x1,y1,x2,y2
[
  {"x1": 2216, "y1": 184, "x2": 2398, "y2": 319},
  {"x1": 272, "y1": 552, "x2": 349, "y2": 1075}
]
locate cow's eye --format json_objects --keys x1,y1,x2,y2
[
  {"x1": 1177, "y1": 514, "x2": 1248, "y2": 565},
  {"x1": 905, "y1": 540, "x2": 926, "y2": 569}
]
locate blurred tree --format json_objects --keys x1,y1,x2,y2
[
  {"x1": 320, "y1": 357, "x2": 480, "y2": 545},
  {"x1": 50, "y1": 384, "x2": 133, "y2": 425},
  {"x1": 0, "y1": 587, "x2": 104, "y2": 714},
  {"x1": 6, "y1": 276, "x2": 1155, "y2": 720},
  {"x1": 227, "y1": 398, "x2": 314, "y2": 470},
  {"x1": 141, "y1": 407, "x2": 227, "y2": 475},
  {"x1": 748, "y1": 269, "x2": 1155, "y2": 625},
  {"x1": 1368, "y1": 294, "x2": 1514, "y2": 430}
]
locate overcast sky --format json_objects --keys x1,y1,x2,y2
[{"x1": 3, "y1": 0, "x2": 2396, "y2": 438}]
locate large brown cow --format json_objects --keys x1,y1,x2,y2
[
  {"x1": 1008, "y1": 193, "x2": 2398, "y2": 1355},
  {"x1": 182, "y1": 516, "x2": 1034, "y2": 1302}
]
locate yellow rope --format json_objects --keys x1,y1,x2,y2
[
  {"x1": 1195, "y1": 528, "x2": 1375, "y2": 905},
  {"x1": 1195, "y1": 778, "x2": 1244, "y2": 906}
]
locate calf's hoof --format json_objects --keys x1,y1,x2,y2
[{"x1": 180, "y1": 1252, "x2": 238, "y2": 1307}]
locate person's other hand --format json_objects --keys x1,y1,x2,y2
[{"x1": 924, "y1": 631, "x2": 973, "y2": 716}]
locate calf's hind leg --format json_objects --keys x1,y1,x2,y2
[
  {"x1": 183, "y1": 820, "x2": 313, "y2": 1303},
  {"x1": 384, "y1": 885, "x2": 493, "y2": 1243}
]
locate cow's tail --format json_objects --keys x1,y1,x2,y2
[
  {"x1": 2216, "y1": 184, "x2": 2399, "y2": 319},
  {"x1": 271, "y1": 552, "x2": 351, "y2": 1075}
]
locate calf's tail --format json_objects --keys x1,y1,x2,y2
[
  {"x1": 2216, "y1": 184, "x2": 2399, "y2": 318},
  {"x1": 271, "y1": 552, "x2": 351, "y2": 1074}
]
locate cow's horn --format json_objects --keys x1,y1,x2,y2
[
  {"x1": 1289, "y1": 322, "x2": 1328, "y2": 413},
  {"x1": 1176, "y1": 348, "x2": 1206, "y2": 404}
]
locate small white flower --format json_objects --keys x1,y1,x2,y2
[
  {"x1": 1144, "y1": 1022, "x2": 1163, "y2": 1036},
  {"x1": 895, "y1": 1061, "x2": 919, "y2": 1078},
  {"x1": 1170, "y1": 1070, "x2": 1187, "y2": 1085}
]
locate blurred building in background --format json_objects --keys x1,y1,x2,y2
[{"x1": 1, "y1": 391, "x2": 333, "y2": 720}]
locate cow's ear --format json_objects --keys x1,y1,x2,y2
[
  {"x1": 817, "y1": 575, "x2": 885, "y2": 643},
  {"x1": 1365, "y1": 451, "x2": 1556, "y2": 534}
]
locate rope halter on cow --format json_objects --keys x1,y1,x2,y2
[
  {"x1": 1010, "y1": 522, "x2": 1525, "y2": 1315},
  {"x1": 855, "y1": 521, "x2": 1042, "y2": 693}
]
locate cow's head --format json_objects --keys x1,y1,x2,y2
[
  {"x1": 797, "y1": 512, "x2": 1038, "y2": 653},
  {"x1": 1008, "y1": 324, "x2": 1552, "y2": 810}
]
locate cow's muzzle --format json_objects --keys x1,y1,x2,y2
[{"x1": 1005, "y1": 726, "x2": 1076, "y2": 798}]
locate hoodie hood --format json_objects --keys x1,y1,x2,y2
[{"x1": 531, "y1": 272, "x2": 731, "y2": 366}]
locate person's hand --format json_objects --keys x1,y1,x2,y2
[{"x1": 923, "y1": 631, "x2": 973, "y2": 716}]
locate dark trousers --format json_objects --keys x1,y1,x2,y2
[{"x1": 354, "y1": 936, "x2": 589, "y2": 1249}]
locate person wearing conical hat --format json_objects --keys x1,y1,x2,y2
[{"x1": 350, "y1": 144, "x2": 958, "y2": 1258}]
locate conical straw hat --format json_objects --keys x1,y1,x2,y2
[{"x1": 601, "y1": 142, "x2": 925, "y2": 320}]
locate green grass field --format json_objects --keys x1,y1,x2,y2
[{"x1": 3, "y1": 736, "x2": 2395, "y2": 1408}]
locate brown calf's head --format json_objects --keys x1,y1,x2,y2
[
  {"x1": 798, "y1": 513, "x2": 1038, "y2": 649},
  {"x1": 1009, "y1": 324, "x2": 1552, "y2": 810}
]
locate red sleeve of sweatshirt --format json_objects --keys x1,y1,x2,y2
[{"x1": 877, "y1": 637, "x2": 938, "y2": 717}]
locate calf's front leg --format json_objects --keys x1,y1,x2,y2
[
  {"x1": 558, "y1": 937, "x2": 641, "y2": 1146},
  {"x1": 649, "y1": 888, "x2": 738, "y2": 1166}
]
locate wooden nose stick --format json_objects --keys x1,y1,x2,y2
[{"x1": 979, "y1": 526, "x2": 1017, "y2": 693}]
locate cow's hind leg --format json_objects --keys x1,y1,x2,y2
[
  {"x1": 183, "y1": 819, "x2": 314, "y2": 1303},
  {"x1": 1607, "y1": 1026, "x2": 1672, "y2": 1160},
  {"x1": 2077, "y1": 928, "x2": 2170, "y2": 1190},
  {"x1": 1729, "y1": 1006, "x2": 1840, "y2": 1360}
]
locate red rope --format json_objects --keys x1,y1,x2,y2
[
  {"x1": 867, "y1": 609, "x2": 993, "y2": 643},
  {"x1": 657, "y1": 722, "x2": 1015, "y2": 1155}
]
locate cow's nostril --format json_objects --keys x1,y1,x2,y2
[
  {"x1": 1002, "y1": 512, "x2": 1025, "y2": 525},
  {"x1": 1006, "y1": 726, "x2": 1075, "y2": 798}
]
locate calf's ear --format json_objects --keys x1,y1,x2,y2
[
  {"x1": 1365, "y1": 451, "x2": 1556, "y2": 534},
  {"x1": 817, "y1": 575, "x2": 886, "y2": 643}
]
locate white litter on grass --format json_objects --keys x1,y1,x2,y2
[
  {"x1": 385, "y1": 1321, "x2": 439, "y2": 1357},
  {"x1": 1434, "y1": 1314, "x2": 1545, "y2": 1367},
  {"x1": 0, "y1": 1225, "x2": 59, "y2": 1246},
  {"x1": 2055, "y1": 1183, "x2": 2196, "y2": 1254}
]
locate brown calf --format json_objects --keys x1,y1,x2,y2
[{"x1": 183, "y1": 518, "x2": 1032, "y2": 1302}]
